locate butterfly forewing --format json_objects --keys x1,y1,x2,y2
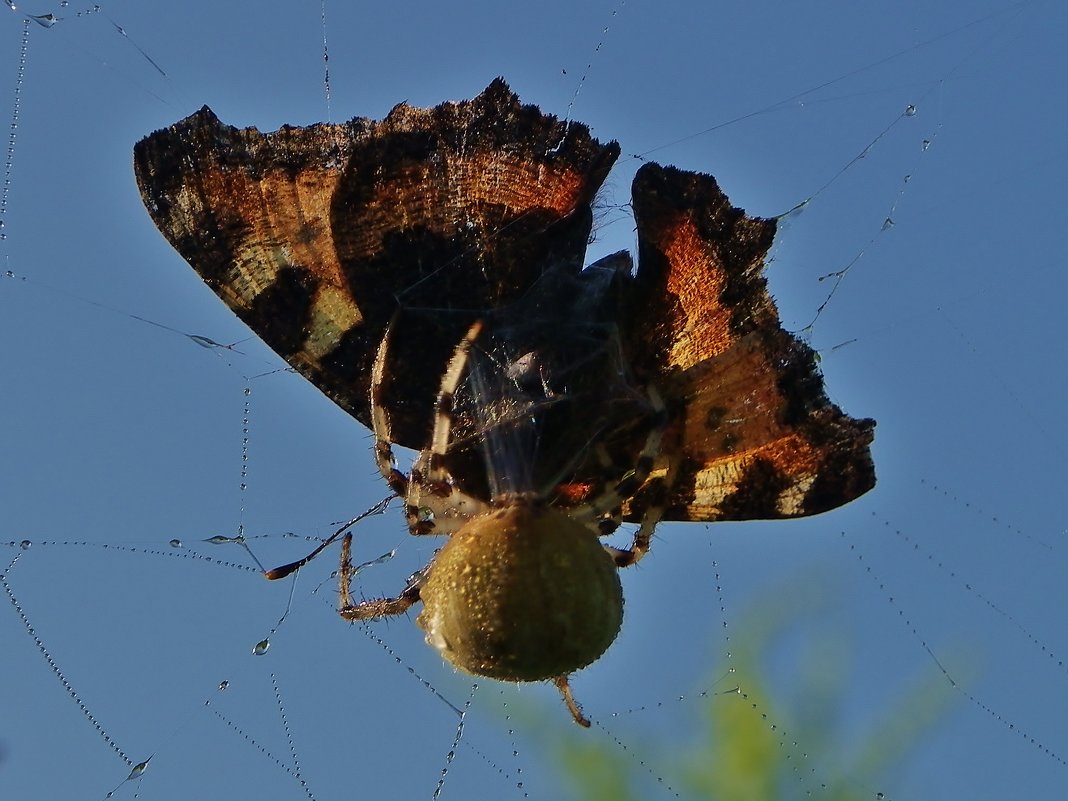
[{"x1": 133, "y1": 80, "x2": 619, "y2": 448}]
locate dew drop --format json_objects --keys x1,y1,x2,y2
[
  {"x1": 19, "y1": 539, "x2": 30, "y2": 550},
  {"x1": 904, "y1": 104, "x2": 917, "y2": 116},
  {"x1": 922, "y1": 139, "x2": 931, "y2": 151},
  {"x1": 252, "y1": 638, "x2": 270, "y2": 656},
  {"x1": 188, "y1": 334, "x2": 222, "y2": 349},
  {"x1": 882, "y1": 217, "x2": 895, "y2": 230},
  {"x1": 204, "y1": 535, "x2": 233, "y2": 545},
  {"x1": 127, "y1": 759, "x2": 150, "y2": 780},
  {"x1": 218, "y1": 679, "x2": 229, "y2": 690},
  {"x1": 169, "y1": 538, "x2": 182, "y2": 548},
  {"x1": 876, "y1": 794, "x2": 885, "y2": 800}
]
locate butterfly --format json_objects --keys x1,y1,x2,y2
[{"x1": 134, "y1": 78, "x2": 874, "y2": 725}]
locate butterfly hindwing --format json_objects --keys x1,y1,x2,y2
[{"x1": 624, "y1": 163, "x2": 875, "y2": 522}]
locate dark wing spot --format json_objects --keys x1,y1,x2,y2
[
  {"x1": 245, "y1": 266, "x2": 319, "y2": 357},
  {"x1": 705, "y1": 405, "x2": 728, "y2": 431},
  {"x1": 718, "y1": 458, "x2": 792, "y2": 519}
]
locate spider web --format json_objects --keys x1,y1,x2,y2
[{"x1": 2, "y1": 2, "x2": 1067, "y2": 800}]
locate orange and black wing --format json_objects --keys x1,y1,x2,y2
[
  {"x1": 133, "y1": 79, "x2": 618, "y2": 449},
  {"x1": 624, "y1": 163, "x2": 875, "y2": 522}
]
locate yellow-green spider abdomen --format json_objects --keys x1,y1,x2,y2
[{"x1": 416, "y1": 502, "x2": 623, "y2": 682}]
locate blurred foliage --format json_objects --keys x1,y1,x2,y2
[{"x1": 519, "y1": 576, "x2": 960, "y2": 801}]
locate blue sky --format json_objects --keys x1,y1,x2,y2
[{"x1": 2, "y1": 1, "x2": 1066, "y2": 799}]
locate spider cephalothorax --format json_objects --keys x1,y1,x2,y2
[{"x1": 134, "y1": 79, "x2": 876, "y2": 727}]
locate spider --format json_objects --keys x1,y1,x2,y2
[{"x1": 269, "y1": 261, "x2": 673, "y2": 727}]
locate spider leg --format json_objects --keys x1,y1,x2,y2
[
  {"x1": 427, "y1": 319, "x2": 484, "y2": 473},
  {"x1": 553, "y1": 674, "x2": 591, "y2": 727},
  {"x1": 572, "y1": 385, "x2": 671, "y2": 568},
  {"x1": 602, "y1": 496, "x2": 667, "y2": 568},
  {"x1": 404, "y1": 320, "x2": 489, "y2": 534},
  {"x1": 589, "y1": 444, "x2": 624, "y2": 537},
  {"x1": 263, "y1": 497, "x2": 392, "y2": 580},
  {"x1": 337, "y1": 532, "x2": 424, "y2": 620},
  {"x1": 370, "y1": 316, "x2": 410, "y2": 499}
]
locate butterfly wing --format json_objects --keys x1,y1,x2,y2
[
  {"x1": 624, "y1": 163, "x2": 875, "y2": 522},
  {"x1": 133, "y1": 79, "x2": 618, "y2": 448}
]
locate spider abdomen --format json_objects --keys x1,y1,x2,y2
[{"x1": 416, "y1": 502, "x2": 623, "y2": 682}]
